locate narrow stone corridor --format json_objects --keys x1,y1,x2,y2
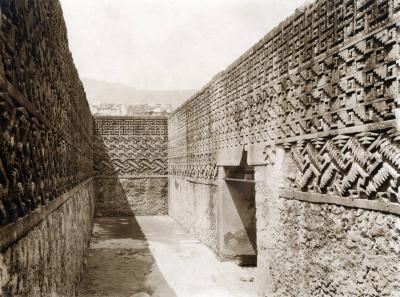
[
  {"x1": 78, "y1": 216, "x2": 257, "y2": 297},
  {"x1": 3, "y1": 1, "x2": 400, "y2": 296}
]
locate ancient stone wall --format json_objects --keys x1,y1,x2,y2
[
  {"x1": 255, "y1": 151, "x2": 400, "y2": 296},
  {"x1": 168, "y1": 0, "x2": 400, "y2": 295},
  {"x1": 94, "y1": 115, "x2": 168, "y2": 216},
  {"x1": 0, "y1": 180, "x2": 95, "y2": 297},
  {"x1": 0, "y1": 0, "x2": 93, "y2": 224},
  {"x1": 0, "y1": 0, "x2": 94, "y2": 295},
  {"x1": 169, "y1": 177, "x2": 218, "y2": 250}
]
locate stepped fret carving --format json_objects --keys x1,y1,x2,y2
[{"x1": 169, "y1": 0, "x2": 400, "y2": 185}]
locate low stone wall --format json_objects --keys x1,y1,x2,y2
[
  {"x1": 94, "y1": 116, "x2": 168, "y2": 216},
  {"x1": 0, "y1": 179, "x2": 95, "y2": 297},
  {"x1": 169, "y1": 176, "x2": 218, "y2": 251}
]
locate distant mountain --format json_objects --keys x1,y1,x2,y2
[{"x1": 82, "y1": 79, "x2": 196, "y2": 109}]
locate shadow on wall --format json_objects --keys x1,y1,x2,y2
[
  {"x1": 81, "y1": 134, "x2": 176, "y2": 296},
  {"x1": 92, "y1": 128, "x2": 128, "y2": 215},
  {"x1": 78, "y1": 216, "x2": 177, "y2": 297},
  {"x1": 93, "y1": 118, "x2": 168, "y2": 217},
  {"x1": 220, "y1": 152, "x2": 257, "y2": 267},
  {"x1": 227, "y1": 181, "x2": 257, "y2": 254}
]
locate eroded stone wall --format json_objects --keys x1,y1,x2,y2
[
  {"x1": 0, "y1": 1, "x2": 94, "y2": 296},
  {"x1": 94, "y1": 116, "x2": 168, "y2": 216},
  {"x1": 169, "y1": 0, "x2": 400, "y2": 191},
  {"x1": 256, "y1": 153, "x2": 400, "y2": 297},
  {"x1": 0, "y1": 180, "x2": 95, "y2": 297},
  {"x1": 168, "y1": 0, "x2": 400, "y2": 295},
  {"x1": 260, "y1": 201, "x2": 400, "y2": 297}
]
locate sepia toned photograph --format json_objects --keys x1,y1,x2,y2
[{"x1": 0, "y1": 0, "x2": 399, "y2": 296}]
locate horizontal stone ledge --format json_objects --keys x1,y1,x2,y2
[
  {"x1": 213, "y1": 120, "x2": 396, "y2": 164},
  {"x1": 274, "y1": 120, "x2": 397, "y2": 144},
  {"x1": 169, "y1": 175, "x2": 218, "y2": 186},
  {"x1": 280, "y1": 189, "x2": 400, "y2": 215},
  {"x1": 0, "y1": 178, "x2": 93, "y2": 252},
  {"x1": 272, "y1": 119, "x2": 396, "y2": 147},
  {"x1": 94, "y1": 175, "x2": 168, "y2": 179}
]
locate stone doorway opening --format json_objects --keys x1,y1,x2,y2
[{"x1": 218, "y1": 152, "x2": 257, "y2": 266}]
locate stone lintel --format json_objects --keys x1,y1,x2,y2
[
  {"x1": 247, "y1": 143, "x2": 267, "y2": 166},
  {"x1": 216, "y1": 146, "x2": 244, "y2": 166}
]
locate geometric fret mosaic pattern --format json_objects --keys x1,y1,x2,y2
[
  {"x1": 94, "y1": 117, "x2": 168, "y2": 176},
  {"x1": 169, "y1": 0, "x2": 400, "y2": 205}
]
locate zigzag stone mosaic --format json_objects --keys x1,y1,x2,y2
[
  {"x1": 94, "y1": 117, "x2": 167, "y2": 176},
  {"x1": 286, "y1": 128, "x2": 400, "y2": 201},
  {"x1": 169, "y1": 0, "x2": 400, "y2": 209},
  {"x1": 93, "y1": 116, "x2": 168, "y2": 216}
]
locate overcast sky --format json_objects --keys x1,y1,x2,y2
[{"x1": 60, "y1": 0, "x2": 307, "y2": 91}]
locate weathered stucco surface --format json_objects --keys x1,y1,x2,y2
[
  {"x1": 169, "y1": 176, "x2": 218, "y2": 251},
  {"x1": 0, "y1": 180, "x2": 95, "y2": 297},
  {"x1": 255, "y1": 151, "x2": 400, "y2": 297},
  {"x1": 95, "y1": 178, "x2": 168, "y2": 216},
  {"x1": 268, "y1": 200, "x2": 400, "y2": 297}
]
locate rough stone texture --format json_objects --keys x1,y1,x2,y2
[
  {"x1": 93, "y1": 117, "x2": 167, "y2": 177},
  {"x1": 269, "y1": 200, "x2": 400, "y2": 297},
  {"x1": 0, "y1": 0, "x2": 93, "y2": 224},
  {"x1": 169, "y1": 0, "x2": 400, "y2": 185},
  {"x1": 95, "y1": 178, "x2": 168, "y2": 216},
  {"x1": 169, "y1": 176, "x2": 217, "y2": 251},
  {"x1": 255, "y1": 149, "x2": 400, "y2": 297},
  {"x1": 167, "y1": 0, "x2": 400, "y2": 295},
  {"x1": 0, "y1": 1, "x2": 94, "y2": 296},
  {"x1": 94, "y1": 116, "x2": 168, "y2": 216},
  {"x1": 0, "y1": 180, "x2": 95, "y2": 297}
]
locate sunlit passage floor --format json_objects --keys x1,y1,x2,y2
[{"x1": 78, "y1": 216, "x2": 256, "y2": 297}]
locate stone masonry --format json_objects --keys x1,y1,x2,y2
[
  {"x1": 168, "y1": 0, "x2": 400, "y2": 295},
  {"x1": 93, "y1": 104, "x2": 168, "y2": 216},
  {"x1": 0, "y1": 0, "x2": 94, "y2": 296},
  {"x1": 0, "y1": 0, "x2": 93, "y2": 223},
  {"x1": 1, "y1": 0, "x2": 400, "y2": 296}
]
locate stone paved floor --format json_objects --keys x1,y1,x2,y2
[{"x1": 78, "y1": 216, "x2": 256, "y2": 297}]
